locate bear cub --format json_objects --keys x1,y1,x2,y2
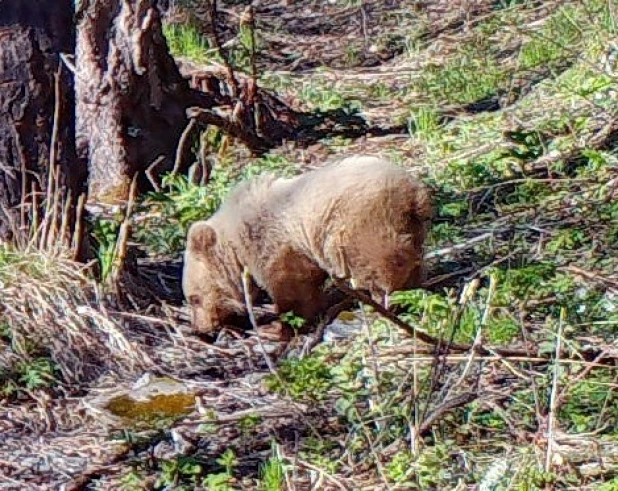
[{"x1": 183, "y1": 155, "x2": 433, "y2": 334}]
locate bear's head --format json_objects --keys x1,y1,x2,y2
[{"x1": 182, "y1": 221, "x2": 245, "y2": 334}]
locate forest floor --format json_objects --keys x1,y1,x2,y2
[{"x1": 3, "y1": 0, "x2": 618, "y2": 489}]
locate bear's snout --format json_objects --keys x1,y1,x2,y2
[{"x1": 190, "y1": 306, "x2": 221, "y2": 334}]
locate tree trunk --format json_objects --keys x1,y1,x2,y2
[
  {"x1": 0, "y1": 0, "x2": 83, "y2": 245},
  {"x1": 75, "y1": 0, "x2": 203, "y2": 204}
]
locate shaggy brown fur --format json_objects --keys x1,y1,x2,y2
[{"x1": 182, "y1": 155, "x2": 433, "y2": 334}]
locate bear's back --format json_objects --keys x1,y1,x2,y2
[
  {"x1": 285, "y1": 155, "x2": 425, "y2": 223},
  {"x1": 206, "y1": 155, "x2": 429, "y2": 244}
]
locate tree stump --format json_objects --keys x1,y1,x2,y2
[{"x1": 74, "y1": 0, "x2": 207, "y2": 204}]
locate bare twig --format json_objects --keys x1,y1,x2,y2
[
  {"x1": 49, "y1": 63, "x2": 62, "y2": 190},
  {"x1": 39, "y1": 150, "x2": 56, "y2": 250},
  {"x1": 241, "y1": 267, "x2": 277, "y2": 375},
  {"x1": 424, "y1": 232, "x2": 493, "y2": 260},
  {"x1": 29, "y1": 181, "x2": 40, "y2": 250},
  {"x1": 36, "y1": 63, "x2": 64, "y2": 251},
  {"x1": 195, "y1": 402, "x2": 309, "y2": 426},
  {"x1": 302, "y1": 298, "x2": 355, "y2": 355},
  {"x1": 545, "y1": 307, "x2": 566, "y2": 472},
  {"x1": 145, "y1": 155, "x2": 166, "y2": 191},
  {"x1": 59, "y1": 188, "x2": 72, "y2": 248},
  {"x1": 243, "y1": 5, "x2": 258, "y2": 100},
  {"x1": 359, "y1": 0, "x2": 369, "y2": 49},
  {"x1": 295, "y1": 459, "x2": 350, "y2": 491},
  {"x1": 110, "y1": 174, "x2": 138, "y2": 287},
  {"x1": 45, "y1": 155, "x2": 62, "y2": 251},
  {"x1": 358, "y1": 288, "x2": 383, "y2": 399},
  {"x1": 419, "y1": 392, "x2": 478, "y2": 435},
  {"x1": 172, "y1": 117, "x2": 197, "y2": 175},
  {"x1": 187, "y1": 106, "x2": 270, "y2": 155},
  {"x1": 207, "y1": 0, "x2": 239, "y2": 97},
  {"x1": 242, "y1": 4, "x2": 262, "y2": 137},
  {"x1": 71, "y1": 193, "x2": 86, "y2": 261}
]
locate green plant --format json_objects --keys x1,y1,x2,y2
[
  {"x1": 385, "y1": 450, "x2": 415, "y2": 484},
  {"x1": 518, "y1": 5, "x2": 583, "y2": 70},
  {"x1": 415, "y1": 46, "x2": 506, "y2": 105},
  {"x1": 163, "y1": 24, "x2": 214, "y2": 63},
  {"x1": 486, "y1": 315, "x2": 520, "y2": 344},
  {"x1": 258, "y1": 448, "x2": 285, "y2": 491},
  {"x1": 598, "y1": 477, "x2": 618, "y2": 491},
  {"x1": 560, "y1": 369, "x2": 618, "y2": 433},
  {"x1": 546, "y1": 228, "x2": 587, "y2": 253},
  {"x1": 494, "y1": 0, "x2": 530, "y2": 8},
  {"x1": 408, "y1": 106, "x2": 442, "y2": 141},
  {"x1": 367, "y1": 82, "x2": 393, "y2": 100},
  {"x1": 264, "y1": 354, "x2": 333, "y2": 401},
  {"x1": 203, "y1": 472, "x2": 234, "y2": 491},
  {"x1": 298, "y1": 438, "x2": 340, "y2": 475},
  {"x1": 386, "y1": 445, "x2": 456, "y2": 488},
  {"x1": 16, "y1": 358, "x2": 57, "y2": 390},
  {"x1": 298, "y1": 82, "x2": 359, "y2": 112},
  {"x1": 238, "y1": 413, "x2": 262, "y2": 432},
  {"x1": 156, "y1": 456, "x2": 203, "y2": 490},
  {"x1": 118, "y1": 469, "x2": 145, "y2": 491},
  {"x1": 136, "y1": 172, "x2": 224, "y2": 254},
  {"x1": 280, "y1": 311, "x2": 306, "y2": 331},
  {"x1": 504, "y1": 129, "x2": 546, "y2": 161},
  {"x1": 218, "y1": 449, "x2": 238, "y2": 475},
  {"x1": 202, "y1": 449, "x2": 238, "y2": 490},
  {"x1": 0, "y1": 322, "x2": 10, "y2": 342},
  {"x1": 390, "y1": 289, "x2": 470, "y2": 340},
  {"x1": 344, "y1": 45, "x2": 361, "y2": 66},
  {"x1": 1, "y1": 356, "x2": 59, "y2": 398},
  {"x1": 91, "y1": 217, "x2": 121, "y2": 282},
  {"x1": 517, "y1": 464, "x2": 558, "y2": 489}
]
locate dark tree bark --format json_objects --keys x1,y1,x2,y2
[{"x1": 0, "y1": 0, "x2": 84, "y2": 244}]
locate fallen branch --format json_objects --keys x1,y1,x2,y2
[
  {"x1": 187, "y1": 106, "x2": 271, "y2": 155},
  {"x1": 302, "y1": 297, "x2": 356, "y2": 356},
  {"x1": 180, "y1": 402, "x2": 309, "y2": 426},
  {"x1": 332, "y1": 278, "x2": 537, "y2": 358},
  {"x1": 419, "y1": 391, "x2": 478, "y2": 435},
  {"x1": 424, "y1": 232, "x2": 493, "y2": 260}
]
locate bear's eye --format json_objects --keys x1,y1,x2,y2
[{"x1": 189, "y1": 295, "x2": 201, "y2": 307}]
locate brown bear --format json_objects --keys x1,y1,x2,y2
[{"x1": 182, "y1": 155, "x2": 433, "y2": 334}]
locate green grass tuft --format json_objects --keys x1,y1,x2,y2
[{"x1": 163, "y1": 23, "x2": 213, "y2": 63}]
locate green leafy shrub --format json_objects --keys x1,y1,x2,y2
[{"x1": 264, "y1": 354, "x2": 333, "y2": 401}]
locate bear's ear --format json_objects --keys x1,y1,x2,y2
[{"x1": 188, "y1": 222, "x2": 217, "y2": 251}]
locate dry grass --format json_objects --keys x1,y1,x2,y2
[{"x1": 0, "y1": 246, "x2": 150, "y2": 383}]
